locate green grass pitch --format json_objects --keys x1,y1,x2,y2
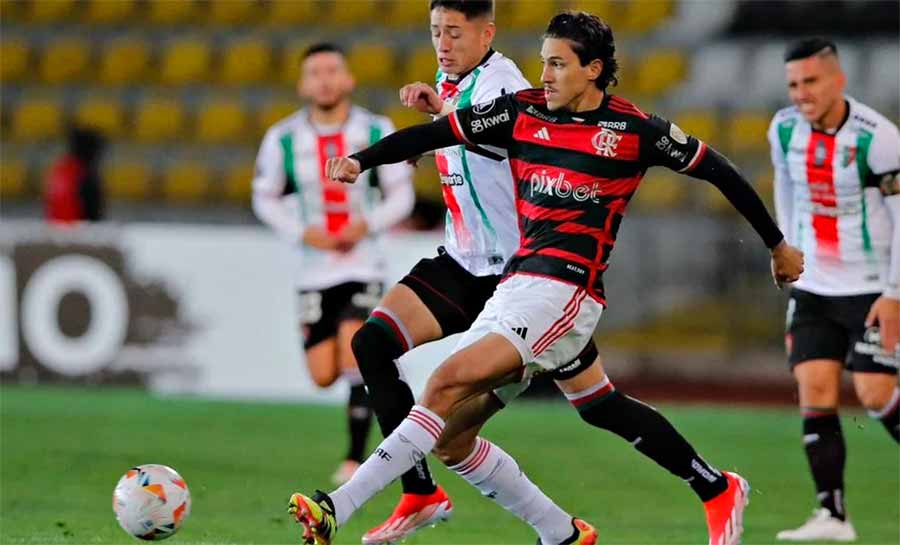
[{"x1": 2, "y1": 385, "x2": 897, "y2": 544}]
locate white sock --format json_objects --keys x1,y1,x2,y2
[
  {"x1": 448, "y1": 437, "x2": 573, "y2": 544},
  {"x1": 329, "y1": 405, "x2": 444, "y2": 526}
]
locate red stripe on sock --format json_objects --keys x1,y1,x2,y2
[
  {"x1": 407, "y1": 413, "x2": 441, "y2": 441},
  {"x1": 370, "y1": 310, "x2": 409, "y2": 352},
  {"x1": 458, "y1": 439, "x2": 491, "y2": 476},
  {"x1": 409, "y1": 408, "x2": 443, "y2": 440},
  {"x1": 570, "y1": 382, "x2": 615, "y2": 408}
]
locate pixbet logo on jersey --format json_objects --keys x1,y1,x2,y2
[{"x1": 529, "y1": 169, "x2": 602, "y2": 203}]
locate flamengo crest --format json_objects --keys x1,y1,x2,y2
[{"x1": 592, "y1": 128, "x2": 622, "y2": 157}]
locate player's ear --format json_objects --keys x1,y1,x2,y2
[
  {"x1": 586, "y1": 59, "x2": 603, "y2": 85},
  {"x1": 482, "y1": 21, "x2": 496, "y2": 45}
]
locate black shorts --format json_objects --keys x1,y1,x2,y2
[
  {"x1": 299, "y1": 281, "x2": 383, "y2": 349},
  {"x1": 399, "y1": 247, "x2": 595, "y2": 380},
  {"x1": 786, "y1": 288, "x2": 897, "y2": 374}
]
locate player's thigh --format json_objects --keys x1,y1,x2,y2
[
  {"x1": 851, "y1": 371, "x2": 899, "y2": 410},
  {"x1": 422, "y1": 333, "x2": 524, "y2": 418},
  {"x1": 434, "y1": 392, "x2": 504, "y2": 465},
  {"x1": 378, "y1": 283, "x2": 443, "y2": 346},
  {"x1": 793, "y1": 359, "x2": 844, "y2": 408},
  {"x1": 305, "y1": 339, "x2": 340, "y2": 387}
]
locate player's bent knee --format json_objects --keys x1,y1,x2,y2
[{"x1": 855, "y1": 378, "x2": 896, "y2": 411}]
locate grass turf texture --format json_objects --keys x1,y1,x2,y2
[{"x1": 2, "y1": 385, "x2": 897, "y2": 545}]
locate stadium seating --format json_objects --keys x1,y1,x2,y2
[
  {"x1": 0, "y1": 158, "x2": 29, "y2": 199},
  {"x1": 104, "y1": 159, "x2": 153, "y2": 201},
  {"x1": 324, "y1": 0, "x2": 380, "y2": 26},
  {"x1": 40, "y1": 37, "x2": 91, "y2": 83},
  {"x1": 497, "y1": 1, "x2": 560, "y2": 31},
  {"x1": 28, "y1": 0, "x2": 77, "y2": 23},
  {"x1": 84, "y1": 0, "x2": 137, "y2": 24},
  {"x1": 98, "y1": 39, "x2": 151, "y2": 85},
  {"x1": 223, "y1": 162, "x2": 255, "y2": 204},
  {"x1": 620, "y1": 0, "x2": 673, "y2": 33},
  {"x1": 257, "y1": 100, "x2": 301, "y2": 135},
  {"x1": 673, "y1": 110, "x2": 718, "y2": 145},
  {"x1": 208, "y1": 0, "x2": 259, "y2": 26},
  {"x1": 133, "y1": 97, "x2": 185, "y2": 142},
  {"x1": 725, "y1": 111, "x2": 770, "y2": 155},
  {"x1": 160, "y1": 37, "x2": 211, "y2": 85},
  {"x1": 265, "y1": 0, "x2": 318, "y2": 26},
  {"x1": 676, "y1": 42, "x2": 745, "y2": 107},
  {"x1": 11, "y1": 97, "x2": 64, "y2": 142},
  {"x1": 162, "y1": 159, "x2": 212, "y2": 203},
  {"x1": 631, "y1": 171, "x2": 688, "y2": 211},
  {"x1": 382, "y1": 0, "x2": 430, "y2": 28},
  {"x1": 195, "y1": 98, "x2": 248, "y2": 144},
  {"x1": 279, "y1": 41, "x2": 310, "y2": 85},
  {"x1": 386, "y1": 105, "x2": 429, "y2": 130},
  {"x1": 146, "y1": 0, "x2": 197, "y2": 25},
  {"x1": 73, "y1": 97, "x2": 126, "y2": 137},
  {"x1": 222, "y1": 38, "x2": 273, "y2": 85},
  {"x1": 635, "y1": 48, "x2": 686, "y2": 97},
  {"x1": 403, "y1": 44, "x2": 438, "y2": 85},
  {"x1": 348, "y1": 42, "x2": 396, "y2": 87},
  {"x1": 865, "y1": 41, "x2": 900, "y2": 111},
  {"x1": 0, "y1": 38, "x2": 29, "y2": 82}
]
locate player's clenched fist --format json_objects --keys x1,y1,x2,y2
[
  {"x1": 399, "y1": 82, "x2": 444, "y2": 115},
  {"x1": 325, "y1": 156, "x2": 361, "y2": 184},
  {"x1": 770, "y1": 241, "x2": 804, "y2": 287}
]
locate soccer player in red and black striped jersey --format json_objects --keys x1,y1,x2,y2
[{"x1": 288, "y1": 12, "x2": 804, "y2": 545}]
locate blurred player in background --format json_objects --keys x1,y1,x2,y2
[
  {"x1": 770, "y1": 37, "x2": 900, "y2": 542},
  {"x1": 45, "y1": 126, "x2": 107, "y2": 223},
  {"x1": 252, "y1": 43, "x2": 415, "y2": 485},
  {"x1": 290, "y1": 11, "x2": 805, "y2": 545}
]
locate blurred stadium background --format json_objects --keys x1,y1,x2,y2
[{"x1": 1, "y1": 1, "x2": 899, "y2": 544}]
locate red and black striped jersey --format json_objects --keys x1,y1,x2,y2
[{"x1": 447, "y1": 89, "x2": 708, "y2": 303}]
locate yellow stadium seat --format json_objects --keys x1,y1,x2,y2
[
  {"x1": 40, "y1": 37, "x2": 91, "y2": 83},
  {"x1": 348, "y1": 42, "x2": 395, "y2": 87},
  {"x1": 104, "y1": 160, "x2": 153, "y2": 201},
  {"x1": 223, "y1": 161, "x2": 254, "y2": 203},
  {"x1": 0, "y1": 0, "x2": 27, "y2": 22},
  {"x1": 754, "y1": 169, "x2": 775, "y2": 209},
  {"x1": 222, "y1": 39, "x2": 272, "y2": 85},
  {"x1": 133, "y1": 98, "x2": 184, "y2": 142},
  {"x1": 630, "y1": 170, "x2": 688, "y2": 211},
  {"x1": 635, "y1": 49, "x2": 686, "y2": 97},
  {"x1": 1, "y1": 159, "x2": 30, "y2": 200},
  {"x1": 11, "y1": 98, "x2": 63, "y2": 141},
  {"x1": 258, "y1": 99, "x2": 299, "y2": 134},
  {"x1": 726, "y1": 111, "x2": 770, "y2": 155},
  {"x1": 162, "y1": 159, "x2": 212, "y2": 203},
  {"x1": 519, "y1": 52, "x2": 543, "y2": 86},
  {"x1": 279, "y1": 41, "x2": 310, "y2": 84},
  {"x1": 497, "y1": 1, "x2": 559, "y2": 31},
  {"x1": 195, "y1": 98, "x2": 248, "y2": 143},
  {"x1": 619, "y1": 0, "x2": 672, "y2": 33},
  {"x1": 564, "y1": 0, "x2": 623, "y2": 28},
  {"x1": 0, "y1": 39, "x2": 29, "y2": 82},
  {"x1": 325, "y1": 0, "x2": 380, "y2": 26},
  {"x1": 98, "y1": 39, "x2": 150, "y2": 85},
  {"x1": 265, "y1": 0, "x2": 317, "y2": 26},
  {"x1": 209, "y1": 0, "x2": 258, "y2": 25},
  {"x1": 73, "y1": 98, "x2": 125, "y2": 137},
  {"x1": 383, "y1": 0, "x2": 430, "y2": 28},
  {"x1": 28, "y1": 0, "x2": 77, "y2": 22},
  {"x1": 672, "y1": 110, "x2": 718, "y2": 145},
  {"x1": 160, "y1": 38, "x2": 211, "y2": 84},
  {"x1": 403, "y1": 44, "x2": 437, "y2": 85},
  {"x1": 386, "y1": 105, "x2": 429, "y2": 130},
  {"x1": 146, "y1": 0, "x2": 197, "y2": 24},
  {"x1": 698, "y1": 183, "x2": 737, "y2": 215},
  {"x1": 84, "y1": 0, "x2": 137, "y2": 23}
]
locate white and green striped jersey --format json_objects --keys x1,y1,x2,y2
[
  {"x1": 434, "y1": 50, "x2": 530, "y2": 276},
  {"x1": 769, "y1": 96, "x2": 900, "y2": 297},
  {"x1": 252, "y1": 105, "x2": 414, "y2": 290}
]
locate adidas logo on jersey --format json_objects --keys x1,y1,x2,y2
[
  {"x1": 533, "y1": 127, "x2": 551, "y2": 141},
  {"x1": 511, "y1": 326, "x2": 528, "y2": 339}
]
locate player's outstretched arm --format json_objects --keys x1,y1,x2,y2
[
  {"x1": 689, "y1": 146, "x2": 804, "y2": 286},
  {"x1": 326, "y1": 117, "x2": 459, "y2": 184}
]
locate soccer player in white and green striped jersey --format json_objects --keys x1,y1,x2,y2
[{"x1": 771, "y1": 37, "x2": 900, "y2": 542}]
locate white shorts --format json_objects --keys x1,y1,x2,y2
[{"x1": 451, "y1": 274, "x2": 604, "y2": 404}]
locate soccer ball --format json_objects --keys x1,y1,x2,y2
[{"x1": 113, "y1": 464, "x2": 191, "y2": 540}]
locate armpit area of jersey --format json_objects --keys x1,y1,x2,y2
[
  {"x1": 352, "y1": 117, "x2": 458, "y2": 172},
  {"x1": 691, "y1": 146, "x2": 785, "y2": 250}
]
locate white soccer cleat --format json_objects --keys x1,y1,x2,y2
[{"x1": 776, "y1": 508, "x2": 857, "y2": 542}]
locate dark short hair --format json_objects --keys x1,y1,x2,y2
[
  {"x1": 429, "y1": 0, "x2": 493, "y2": 20},
  {"x1": 784, "y1": 37, "x2": 838, "y2": 63},
  {"x1": 544, "y1": 11, "x2": 619, "y2": 90},
  {"x1": 302, "y1": 42, "x2": 345, "y2": 61}
]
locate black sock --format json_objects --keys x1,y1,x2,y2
[
  {"x1": 351, "y1": 321, "x2": 437, "y2": 495},
  {"x1": 576, "y1": 390, "x2": 728, "y2": 502},
  {"x1": 346, "y1": 383, "x2": 372, "y2": 462},
  {"x1": 803, "y1": 412, "x2": 846, "y2": 521},
  {"x1": 871, "y1": 393, "x2": 899, "y2": 442}
]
